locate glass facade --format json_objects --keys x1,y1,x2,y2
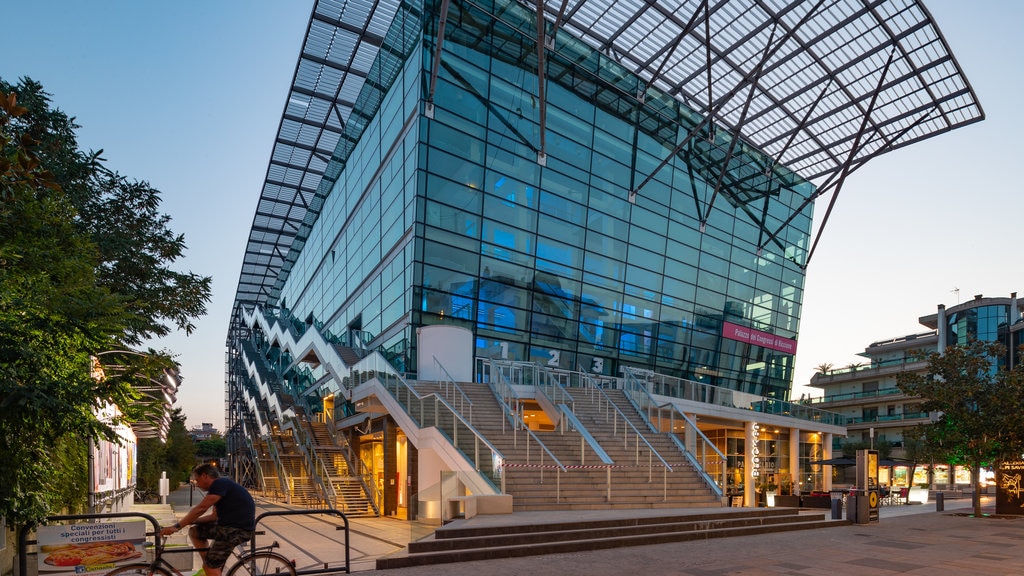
[
  {"x1": 945, "y1": 303, "x2": 1012, "y2": 370},
  {"x1": 272, "y1": 0, "x2": 814, "y2": 399}
]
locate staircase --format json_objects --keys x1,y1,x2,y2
[
  {"x1": 306, "y1": 421, "x2": 378, "y2": 517},
  {"x1": 419, "y1": 381, "x2": 721, "y2": 511},
  {"x1": 376, "y1": 507, "x2": 847, "y2": 569}
]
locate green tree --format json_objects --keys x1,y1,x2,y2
[
  {"x1": 164, "y1": 413, "x2": 197, "y2": 484},
  {"x1": 0, "y1": 78, "x2": 211, "y2": 525},
  {"x1": 136, "y1": 436, "x2": 168, "y2": 501},
  {"x1": 197, "y1": 437, "x2": 227, "y2": 459},
  {"x1": 897, "y1": 339, "x2": 1024, "y2": 517}
]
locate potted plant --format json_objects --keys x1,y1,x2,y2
[
  {"x1": 774, "y1": 474, "x2": 801, "y2": 507},
  {"x1": 757, "y1": 478, "x2": 778, "y2": 507}
]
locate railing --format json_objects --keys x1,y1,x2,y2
[
  {"x1": 374, "y1": 366, "x2": 506, "y2": 492},
  {"x1": 622, "y1": 368, "x2": 726, "y2": 496},
  {"x1": 811, "y1": 356, "x2": 929, "y2": 379},
  {"x1": 322, "y1": 419, "x2": 379, "y2": 516},
  {"x1": 537, "y1": 366, "x2": 576, "y2": 412},
  {"x1": 556, "y1": 405, "x2": 616, "y2": 502},
  {"x1": 530, "y1": 369, "x2": 601, "y2": 466},
  {"x1": 360, "y1": 453, "x2": 384, "y2": 511},
  {"x1": 433, "y1": 355, "x2": 474, "y2": 423},
  {"x1": 751, "y1": 397, "x2": 846, "y2": 426},
  {"x1": 580, "y1": 375, "x2": 675, "y2": 477},
  {"x1": 557, "y1": 405, "x2": 613, "y2": 466},
  {"x1": 243, "y1": 309, "x2": 498, "y2": 503},
  {"x1": 292, "y1": 417, "x2": 335, "y2": 509},
  {"x1": 845, "y1": 411, "x2": 930, "y2": 424},
  {"x1": 639, "y1": 368, "x2": 845, "y2": 427},
  {"x1": 265, "y1": 434, "x2": 291, "y2": 503},
  {"x1": 805, "y1": 387, "x2": 910, "y2": 405},
  {"x1": 243, "y1": 434, "x2": 267, "y2": 492},
  {"x1": 484, "y1": 358, "x2": 569, "y2": 496}
]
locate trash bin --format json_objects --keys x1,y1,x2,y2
[
  {"x1": 847, "y1": 491, "x2": 858, "y2": 523},
  {"x1": 847, "y1": 490, "x2": 870, "y2": 524},
  {"x1": 831, "y1": 497, "x2": 843, "y2": 520},
  {"x1": 936, "y1": 491, "x2": 944, "y2": 511}
]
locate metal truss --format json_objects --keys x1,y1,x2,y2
[{"x1": 231, "y1": 0, "x2": 983, "y2": 329}]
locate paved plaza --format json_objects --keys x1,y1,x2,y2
[{"x1": 152, "y1": 487, "x2": 1023, "y2": 575}]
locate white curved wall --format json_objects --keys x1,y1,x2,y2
[{"x1": 417, "y1": 325, "x2": 473, "y2": 381}]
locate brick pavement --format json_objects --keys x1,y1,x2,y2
[{"x1": 155, "y1": 488, "x2": 1023, "y2": 575}]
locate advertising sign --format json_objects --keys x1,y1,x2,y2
[
  {"x1": 996, "y1": 460, "x2": 1024, "y2": 515},
  {"x1": 37, "y1": 521, "x2": 145, "y2": 573},
  {"x1": 721, "y1": 322, "x2": 798, "y2": 354}
]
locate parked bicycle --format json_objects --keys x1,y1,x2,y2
[{"x1": 104, "y1": 534, "x2": 296, "y2": 576}]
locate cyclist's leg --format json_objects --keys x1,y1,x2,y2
[
  {"x1": 200, "y1": 526, "x2": 253, "y2": 576},
  {"x1": 189, "y1": 524, "x2": 217, "y2": 570}
]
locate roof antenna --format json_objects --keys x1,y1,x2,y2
[{"x1": 951, "y1": 287, "x2": 960, "y2": 304}]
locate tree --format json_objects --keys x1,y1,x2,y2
[
  {"x1": 137, "y1": 410, "x2": 197, "y2": 498},
  {"x1": 897, "y1": 339, "x2": 1024, "y2": 517},
  {"x1": 197, "y1": 437, "x2": 227, "y2": 459},
  {"x1": 164, "y1": 415, "x2": 198, "y2": 484},
  {"x1": 0, "y1": 78, "x2": 211, "y2": 525}
]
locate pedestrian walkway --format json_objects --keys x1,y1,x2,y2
[
  {"x1": 157, "y1": 486, "x2": 436, "y2": 572},
  {"x1": 147, "y1": 488, "x2": 1024, "y2": 575}
]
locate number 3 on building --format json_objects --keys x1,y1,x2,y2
[{"x1": 591, "y1": 358, "x2": 604, "y2": 373}]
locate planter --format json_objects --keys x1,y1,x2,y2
[
  {"x1": 800, "y1": 495, "x2": 832, "y2": 509},
  {"x1": 774, "y1": 494, "x2": 801, "y2": 508}
]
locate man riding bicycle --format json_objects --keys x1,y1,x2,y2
[{"x1": 160, "y1": 464, "x2": 256, "y2": 576}]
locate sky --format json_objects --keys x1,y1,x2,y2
[{"x1": 2, "y1": 1, "x2": 1020, "y2": 430}]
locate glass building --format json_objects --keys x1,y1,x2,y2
[
  {"x1": 272, "y1": 0, "x2": 818, "y2": 400},
  {"x1": 226, "y1": 0, "x2": 982, "y2": 514}
]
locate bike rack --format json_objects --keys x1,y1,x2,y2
[
  {"x1": 18, "y1": 509, "x2": 352, "y2": 575},
  {"x1": 18, "y1": 512, "x2": 161, "y2": 576},
  {"x1": 255, "y1": 509, "x2": 351, "y2": 575}
]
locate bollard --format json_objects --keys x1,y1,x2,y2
[{"x1": 936, "y1": 491, "x2": 944, "y2": 511}]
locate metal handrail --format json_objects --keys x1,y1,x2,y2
[
  {"x1": 243, "y1": 309, "x2": 501, "y2": 495},
  {"x1": 557, "y1": 405, "x2": 613, "y2": 465},
  {"x1": 621, "y1": 368, "x2": 726, "y2": 496},
  {"x1": 433, "y1": 355, "x2": 473, "y2": 422},
  {"x1": 375, "y1": 368, "x2": 507, "y2": 492},
  {"x1": 265, "y1": 434, "x2": 291, "y2": 502},
  {"x1": 583, "y1": 377, "x2": 674, "y2": 472},
  {"x1": 485, "y1": 359, "x2": 567, "y2": 472},
  {"x1": 292, "y1": 418, "x2": 336, "y2": 509}
]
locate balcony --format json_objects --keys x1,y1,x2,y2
[
  {"x1": 809, "y1": 357, "x2": 928, "y2": 387},
  {"x1": 843, "y1": 411, "x2": 931, "y2": 427}
]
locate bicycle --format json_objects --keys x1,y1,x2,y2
[{"x1": 104, "y1": 533, "x2": 297, "y2": 576}]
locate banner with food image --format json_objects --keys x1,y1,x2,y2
[{"x1": 37, "y1": 521, "x2": 145, "y2": 573}]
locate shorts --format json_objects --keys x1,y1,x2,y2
[{"x1": 192, "y1": 524, "x2": 256, "y2": 569}]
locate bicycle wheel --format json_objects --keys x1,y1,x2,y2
[
  {"x1": 104, "y1": 562, "x2": 174, "y2": 576},
  {"x1": 226, "y1": 552, "x2": 296, "y2": 576}
]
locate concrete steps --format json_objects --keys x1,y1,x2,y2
[
  {"x1": 412, "y1": 381, "x2": 721, "y2": 510},
  {"x1": 376, "y1": 508, "x2": 848, "y2": 569}
]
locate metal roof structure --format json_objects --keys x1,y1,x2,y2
[{"x1": 229, "y1": 0, "x2": 982, "y2": 329}]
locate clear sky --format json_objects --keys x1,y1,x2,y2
[{"x1": 2, "y1": 1, "x2": 1020, "y2": 430}]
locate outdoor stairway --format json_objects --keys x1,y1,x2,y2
[
  {"x1": 376, "y1": 507, "x2": 848, "y2": 569},
  {"x1": 414, "y1": 381, "x2": 721, "y2": 511},
  {"x1": 306, "y1": 421, "x2": 377, "y2": 517}
]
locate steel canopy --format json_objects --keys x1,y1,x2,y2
[{"x1": 229, "y1": 0, "x2": 982, "y2": 329}]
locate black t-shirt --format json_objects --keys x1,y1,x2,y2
[{"x1": 208, "y1": 477, "x2": 256, "y2": 531}]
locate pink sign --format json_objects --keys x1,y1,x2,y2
[{"x1": 722, "y1": 321, "x2": 798, "y2": 354}]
